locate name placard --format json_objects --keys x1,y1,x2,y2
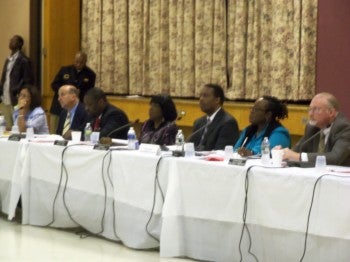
[
  {"x1": 139, "y1": 143, "x2": 160, "y2": 155},
  {"x1": 93, "y1": 143, "x2": 110, "y2": 151},
  {"x1": 54, "y1": 140, "x2": 68, "y2": 146},
  {"x1": 228, "y1": 158, "x2": 247, "y2": 166},
  {"x1": 8, "y1": 134, "x2": 25, "y2": 141}
]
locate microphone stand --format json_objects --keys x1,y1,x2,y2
[
  {"x1": 106, "y1": 119, "x2": 140, "y2": 137},
  {"x1": 97, "y1": 119, "x2": 140, "y2": 149},
  {"x1": 298, "y1": 128, "x2": 322, "y2": 152},
  {"x1": 185, "y1": 121, "x2": 211, "y2": 143}
]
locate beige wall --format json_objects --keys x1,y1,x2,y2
[{"x1": 0, "y1": 0, "x2": 30, "y2": 71}]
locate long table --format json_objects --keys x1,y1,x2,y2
[
  {"x1": 160, "y1": 158, "x2": 350, "y2": 261},
  {"x1": 1, "y1": 139, "x2": 350, "y2": 261},
  {"x1": 20, "y1": 142, "x2": 170, "y2": 248}
]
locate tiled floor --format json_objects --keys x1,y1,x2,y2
[{"x1": 0, "y1": 214, "x2": 193, "y2": 262}]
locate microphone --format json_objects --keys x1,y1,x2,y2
[
  {"x1": 176, "y1": 110, "x2": 186, "y2": 121},
  {"x1": 176, "y1": 115, "x2": 183, "y2": 121},
  {"x1": 298, "y1": 128, "x2": 322, "y2": 152},
  {"x1": 106, "y1": 119, "x2": 140, "y2": 137},
  {"x1": 185, "y1": 120, "x2": 211, "y2": 143}
]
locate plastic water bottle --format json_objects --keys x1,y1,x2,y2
[
  {"x1": 175, "y1": 129, "x2": 185, "y2": 152},
  {"x1": 0, "y1": 115, "x2": 5, "y2": 136},
  {"x1": 84, "y1": 122, "x2": 92, "y2": 142},
  {"x1": 261, "y1": 136, "x2": 270, "y2": 165},
  {"x1": 127, "y1": 127, "x2": 137, "y2": 149}
]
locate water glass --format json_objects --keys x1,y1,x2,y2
[
  {"x1": 26, "y1": 127, "x2": 34, "y2": 140},
  {"x1": 0, "y1": 125, "x2": 5, "y2": 136},
  {"x1": 224, "y1": 145, "x2": 234, "y2": 161},
  {"x1": 71, "y1": 131, "x2": 82, "y2": 142},
  {"x1": 90, "y1": 132, "x2": 100, "y2": 144},
  {"x1": 271, "y1": 149, "x2": 284, "y2": 167},
  {"x1": 315, "y1": 155, "x2": 327, "y2": 168},
  {"x1": 11, "y1": 125, "x2": 19, "y2": 134},
  {"x1": 184, "y1": 143, "x2": 195, "y2": 157}
]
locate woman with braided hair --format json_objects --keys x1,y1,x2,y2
[{"x1": 234, "y1": 96, "x2": 291, "y2": 157}]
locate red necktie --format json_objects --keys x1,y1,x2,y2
[{"x1": 93, "y1": 117, "x2": 101, "y2": 131}]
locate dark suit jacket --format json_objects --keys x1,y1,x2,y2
[
  {"x1": 91, "y1": 104, "x2": 129, "y2": 139},
  {"x1": 189, "y1": 108, "x2": 239, "y2": 151},
  {"x1": 50, "y1": 65, "x2": 96, "y2": 115},
  {"x1": 294, "y1": 113, "x2": 350, "y2": 166},
  {"x1": 56, "y1": 102, "x2": 89, "y2": 136},
  {"x1": 0, "y1": 51, "x2": 34, "y2": 105}
]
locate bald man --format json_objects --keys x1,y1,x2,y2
[
  {"x1": 56, "y1": 85, "x2": 89, "y2": 140},
  {"x1": 49, "y1": 51, "x2": 96, "y2": 133},
  {"x1": 282, "y1": 92, "x2": 350, "y2": 166}
]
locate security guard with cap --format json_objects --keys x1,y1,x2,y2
[{"x1": 49, "y1": 51, "x2": 96, "y2": 133}]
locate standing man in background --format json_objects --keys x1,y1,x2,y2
[
  {"x1": 49, "y1": 51, "x2": 96, "y2": 133},
  {"x1": 0, "y1": 35, "x2": 34, "y2": 129}
]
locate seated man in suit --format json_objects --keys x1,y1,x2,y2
[
  {"x1": 189, "y1": 83, "x2": 239, "y2": 151},
  {"x1": 84, "y1": 87, "x2": 129, "y2": 139},
  {"x1": 56, "y1": 85, "x2": 89, "y2": 140},
  {"x1": 282, "y1": 92, "x2": 350, "y2": 166}
]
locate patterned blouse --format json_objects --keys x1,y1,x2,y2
[{"x1": 140, "y1": 119, "x2": 178, "y2": 145}]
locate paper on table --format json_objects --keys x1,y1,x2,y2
[{"x1": 327, "y1": 166, "x2": 350, "y2": 173}]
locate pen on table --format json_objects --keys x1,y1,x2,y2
[{"x1": 240, "y1": 137, "x2": 248, "y2": 149}]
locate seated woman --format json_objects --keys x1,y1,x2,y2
[
  {"x1": 13, "y1": 85, "x2": 49, "y2": 134},
  {"x1": 234, "y1": 95, "x2": 290, "y2": 156},
  {"x1": 140, "y1": 95, "x2": 178, "y2": 145}
]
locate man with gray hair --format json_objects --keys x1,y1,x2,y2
[
  {"x1": 56, "y1": 84, "x2": 89, "y2": 140},
  {"x1": 282, "y1": 92, "x2": 350, "y2": 166}
]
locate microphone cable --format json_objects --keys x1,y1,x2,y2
[
  {"x1": 62, "y1": 144, "x2": 109, "y2": 238},
  {"x1": 144, "y1": 154, "x2": 172, "y2": 242},
  {"x1": 105, "y1": 148, "x2": 121, "y2": 240},
  {"x1": 238, "y1": 165, "x2": 286, "y2": 262},
  {"x1": 299, "y1": 173, "x2": 350, "y2": 262},
  {"x1": 45, "y1": 144, "x2": 83, "y2": 227},
  {"x1": 238, "y1": 165, "x2": 260, "y2": 262},
  {"x1": 46, "y1": 143, "x2": 110, "y2": 239}
]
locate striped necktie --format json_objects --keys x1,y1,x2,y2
[
  {"x1": 62, "y1": 112, "x2": 71, "y2": 135},
  {"x1": 317, "y1": 132, "x2": 325, "y2": 153}
]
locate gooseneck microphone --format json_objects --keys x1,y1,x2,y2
[
  {"x1": 298, "y1": 129, "x2": 322, "y2": 152},
  {"x1": 107, "y1": 119, "x2": 140, "y2": 137},
  {"x1": 299, "y1": 123, "x2": 331, "y2": 152},
  {"x1": 185, "y1": 120, "x2": 211, "y2": 143}
]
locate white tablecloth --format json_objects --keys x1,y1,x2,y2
[
  {"x1": 160, "y1": 158, "x2": 350, "y2": 262},
  {"x1": 20, "y1": 143, "x2": 170, "y2": 249},
  {"x1": 0, "y1": 139, "x2": 28, "y2": 218},
  {"x1": 1, "y1": 139, "x2": 350, "y2": 261}
]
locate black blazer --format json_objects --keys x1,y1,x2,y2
[
  {"x1": 56, "y1": 102, "x2": 89, "y2": 136},
  {"x1": 0, "y1": 51, "x2": 34, "y2": 105},
  {"x1": 294, "y1": 113, "x2": 350, "y2": 166},
  {"x1": 91, "y1": 104, "x2": 129, "y2": 139},
  {"x1": 189, "y1": 108, "x2": 239, "y2": 151},
  {"x1": 50, "y1": 65, "x2": 96, "y2": 115}
]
